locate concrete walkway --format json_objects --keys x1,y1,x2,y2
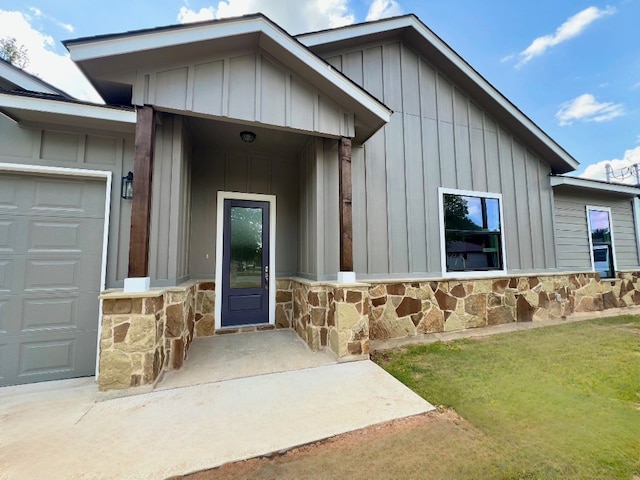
[{"x1": 0, "y1": 331, "x2": 433, "y2": 480}]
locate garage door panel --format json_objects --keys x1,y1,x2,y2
[
  {"x1": 12, "y1": 329, "x2": 98, "y2": 384},
  {"x1": 0, "y1": 176, "x2": 19, "y2": 212},
  {"x1": 24, "y1": 258, "x2": 81, "y2": 291},
  {"x1": 32, "y1": 178, "x2": 105, "y2": 218},
  {"x1": 1, "y1": 291, "x2": 99, "y2": 334},
  {"x1": 0, "y1": 342, "x2": 11, "y2": 384},
  {"x1": 24, "y1": 217, "x2": 104, "y2": 255},
  {"x1": 0, "y1": 297, "x2": 12, "y2": 333},
  {"x1": 0, "y1": 219, "x2": 17, "y2": 253},
  {"x1": 0, "y1": 172, "x2": 105, "y2": 387},
  {"x1": 22, "y1": 295, "x2": 80, "y2": 331},
  {"x1": 28, "y1": 219, "x2": 83, "y2": 252},
  {"x1": 0, "y1": 259, "x2": 13, "y2": 291}
]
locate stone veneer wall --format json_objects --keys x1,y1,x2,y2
[
  {"x1": 368, "y1": 272, "x2": 640, "y2": 341},
  {"x1": 99, "y1": 271, "x2": 640, "y2": 391},
  {"x1": 100, "y1": 293, "x2": 165, "y2": 390},
  {"x1": 275, "y1": 279, "x2": 370, "y2": 358},
  {"x1": 99, "y1": 281, "x2": 216, "y2": 391}
]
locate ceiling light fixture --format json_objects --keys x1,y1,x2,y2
[{"x1": 240, "y1": 130, "x2": 256, "y2": 143}]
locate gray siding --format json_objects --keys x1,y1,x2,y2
[
  {"x1": 189, "y1": 143, "x2": 299, "y2": 278},
  {"x1": 0, "y1": 114, "x2": 134, "y2": 288},
  {"x1": 553, "y1": 190, "x2": 640, "y2": 272},
  {"x1": 149, "y1": 115, "x2": 192, "y2": 285},
  {"x1": 297, "y1": 137, "x2": 340, "y2": 280},
  {"x1": 325, "y1": 40, "x2": 557, "y2": 277},
  {"x1": 133, "y1": 51, "x2": 354, "y2": 139}
]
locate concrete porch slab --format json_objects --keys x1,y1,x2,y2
[
  {"x1": 156, "y1": 329, "x2": 337, "y2": 390},
  {"x1": 0, "y1": 353, "x2": 433, "y2": 480}
]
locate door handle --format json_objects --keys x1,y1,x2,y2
[{"x1": 264, "y1": 265, "x2": 269, "y2": 288}]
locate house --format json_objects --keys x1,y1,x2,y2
[{"x1": 1, "y1": 14, "x2": 639, "y2": 390}]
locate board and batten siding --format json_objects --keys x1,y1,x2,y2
[
  {"x1": 553, "y1": 190, "x2": 640, "y2": 272},
  {"x1": 148, "y1": 114, "x2": 192, "y2": 286},
  {"x1": 323, "y1": 40, "x2": 557, "y2": 277},
  {"x1": 132, "y1": 50, "x2": 354, "y2": 139},
  {"x1": 298, "y1": 137, "x2": 340, "y2": 280},
  {"x1": 0, "y1": 114, "x2": 134, "y2": 288},
  {"x1": 189, "y1": 143, "x2": 299, "y2": 279}
]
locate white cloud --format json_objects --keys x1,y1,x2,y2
[
  {"x1": 28, "y1": 6, "x2": 74, "y2": 33},
  {"x1": 581, "y1": 146, "x2": 640, "y2": 184},
  {"x1": 177, "y1": 0, "x2": 355, "y2": 34},
  {"x1": 0, "y1": 9, "x2": 99, "y2": 101},
  {"x1": 366, "y1": 0, "x2": 403, "y2": 21},
  {"x1": 515, "y1": 6, "x2": 615, "y2": 67},
  {"x1": 556, "y1": 93, "x2": 624, "y2": 126},
  {"x1": 177, "y1": 6, "x2": 215, "y2": 23}
]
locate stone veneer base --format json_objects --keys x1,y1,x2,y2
[{"x1": 97, "y1": 271, "x2": 640, "y2": 392}]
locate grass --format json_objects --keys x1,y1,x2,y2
[{"x1": 375, "y1": 315, "x2": 640, "y2": 479}]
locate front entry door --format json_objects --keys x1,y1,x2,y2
[{"x1": 221, "y1": 199, "x2": 270, "y2": 327}]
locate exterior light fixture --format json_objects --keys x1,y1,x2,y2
[
  {"x1": 121, "y1": 171, "x2": 133, "y2": 200},
  {"x1": 240, "y1": 131, "x2": 256, "y2": 143}
]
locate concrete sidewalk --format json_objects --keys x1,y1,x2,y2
[{"x1": 0, "y1": 360, "x2": 433, "y2": 480}]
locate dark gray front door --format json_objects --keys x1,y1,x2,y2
[
  {"x1": 221, "y1": 199, "x2": 270, "y2": 327},
  {"x1": 0, "y1": 173, "x2": 105, "y2": 386}
]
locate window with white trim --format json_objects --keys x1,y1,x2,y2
[
  {"x1": 586, "y1": 206, "x2": 616, "y2": 279},
  {"x1": 439, "y1": 188, "x2": 506, "y2": 274}
]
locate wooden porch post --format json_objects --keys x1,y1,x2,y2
[
  {"x1": 339, "y1": 137, "x2": 353, "y2": 272},
  {"x1": 128, "y1": 105, "x2": 156, "y2": 278}
]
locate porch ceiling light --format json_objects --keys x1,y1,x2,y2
[
  {"x1": 240, "y1": 130, "x2": 256, "y2": 143},
  {"x1": 121, "y1": 171, "x2": 133, "y2": 200}
]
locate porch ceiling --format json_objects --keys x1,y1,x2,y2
[{"x1": 187, "y1": 116, "x2": 310, "y2": 156}]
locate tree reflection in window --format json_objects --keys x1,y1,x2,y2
[
  {"x1": 443, "y1": 193, "x2": 503, "y2": 272},
  {"x1": 230, "y1": 207, "x2": 263, "y2": 288},
  {"x1": 588, "y1": 208, "x2": 614, "y2": 278}
]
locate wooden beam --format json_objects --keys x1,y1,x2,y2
[
  {"x1": 128, "y1": 106, "x2": 156, "y2": 278},
  {"x1": 338, "y1": 137, "x2": 353, "y2": 272}
]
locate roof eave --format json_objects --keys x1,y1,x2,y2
[
  {"x1": 0, "y1": 91, "x2": 136, "y2": 133},
  {"x1": 550, "y1": 175, "x2": 640, "y2": 196},
  {"x1": 64, "y1": 15, "x2": 391, "y2": 141},
  {"x1": 0, "y1": 60, "x2": 73, "y2": 98}
]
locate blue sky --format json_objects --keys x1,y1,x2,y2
[{"x1": 1, "y1": 0, "x2": 639, "y2": 180}]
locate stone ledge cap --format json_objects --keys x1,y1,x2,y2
[{"x1": 100, "y1": 288, "x2": 166, "y2": 300}]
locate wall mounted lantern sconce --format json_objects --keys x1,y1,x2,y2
[
  {"x1": 121, "y1": 171, "x2": 133, "y2": 200},
  {"x1": 240, "y1": 130, "x2": 256, "y2": 143}
]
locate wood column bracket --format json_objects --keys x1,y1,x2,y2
[
  {"x1": 339, "y1": 137, "x2": 353, "y2": 272},
  {"x1": 128, "y1": 105, "x2": 156, "y2": 278}
]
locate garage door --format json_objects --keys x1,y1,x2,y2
[{"x1": 0, "y1": 172, "x2": 106, "y2": 386}]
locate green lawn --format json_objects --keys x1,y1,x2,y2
[{"x1": 375, "y1": 316, "x2": 640, "y2": 479}]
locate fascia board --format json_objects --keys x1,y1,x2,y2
[
  {"x1": 0, "y1": 92, "x2": 136, "y2": 124},
  {"x1": 550, "y1": 175, "x2": 640, "y2": 196},
  {"x1": 0, "y1": 62, "x2": 65, "y2": 96}
]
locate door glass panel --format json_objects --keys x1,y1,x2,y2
[{"x1": 229, "y1": 207, "x2": 263, "y2": 289}]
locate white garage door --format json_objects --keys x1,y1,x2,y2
[{"x1": 0, "y1": 172, "x2": 106, "y2": 386}]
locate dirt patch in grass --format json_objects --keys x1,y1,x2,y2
[{"x1": 171, "y1": 408, "x2": 505, "y2": 480}]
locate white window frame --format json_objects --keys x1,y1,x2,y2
[
  {"x1": 438, "y1": 187, "x2": 507, "y2": 278},
  {"x1": 586, "y1": 205, "x2": 618, "y2": 278},
  {"x1": 214, "y1": 191, "x2": 276, "y2": 330},
  {"x1": 632, "y1": 198, "x2": 640, "y2": 265}
]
